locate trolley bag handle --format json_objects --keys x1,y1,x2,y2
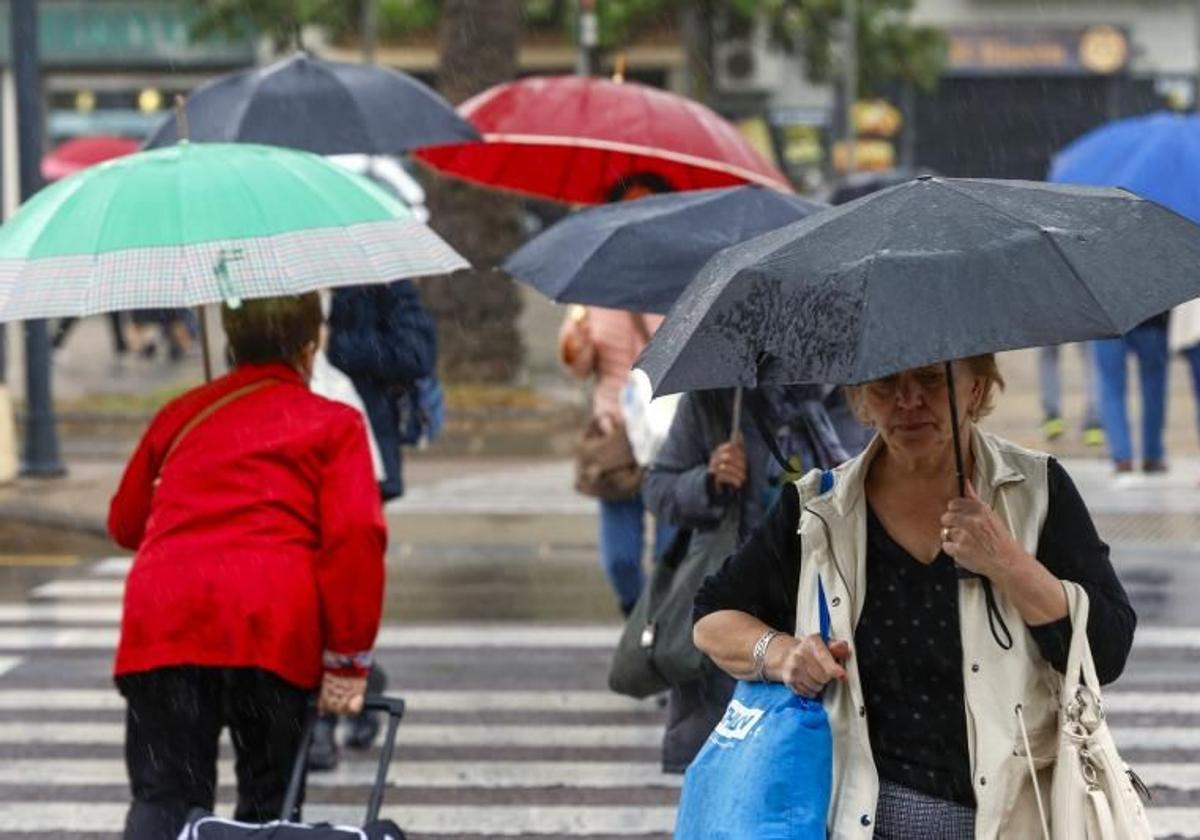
[{"x1": 281, "y1": 694, "x2": 407, "y2": 824}]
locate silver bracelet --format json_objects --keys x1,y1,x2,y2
[{"x1": 751, "y1": 630, "x2": 780, "y2": 682}]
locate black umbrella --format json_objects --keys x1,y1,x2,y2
[
  {"x1": 144, "y1": 53, "x2": 479, "y2": 154},
  {"x1": 503, "y1": 186, "x2": 826, "y2": 314},
  {"x1": 637, "y1": 176, "x2": 1200, "y2": 490},
  {"x1": 829, "y1": 166, "x2": 936, "y2": 205}
]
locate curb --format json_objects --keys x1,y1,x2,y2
[
  {"x1": 0, "y1": 499, "x2": 109, "y2": 539},
  {"x1": 25, "y1": 405, "x2": 588, "y2": 460}
]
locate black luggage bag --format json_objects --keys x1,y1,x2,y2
[{"x1": 178, "y1": 695, "x2": 407, "y2": 840}]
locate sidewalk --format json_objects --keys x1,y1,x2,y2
[{"x1": 1, "y1": 315, "x2": 1199, "y2": 539}]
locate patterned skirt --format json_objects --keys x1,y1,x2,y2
[{"x1": 873, "y1": 779, "x2": 976, "y2": 839}]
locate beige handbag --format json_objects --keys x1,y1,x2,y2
[{"x1": 1018, "y1": 581, "x2": 1153, "y2": 840}]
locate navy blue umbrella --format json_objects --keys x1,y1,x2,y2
[
  {"x1": 502, "y1": 186, "x2": 826, "y2": 315},
  {"x1": 145, "y1": 53, "x2": 479, "y2": 155}
]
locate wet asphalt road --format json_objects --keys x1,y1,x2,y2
[{"x1": 0, "y1": 457, "x2": 1197, "y2": 837}]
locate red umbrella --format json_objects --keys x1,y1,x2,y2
[
  {"x1": 415, "y1": 75, "x2": 792, "y2": 203},
  {"x1": 41, "y1": 135, "x2": 140, "y2": 181}
]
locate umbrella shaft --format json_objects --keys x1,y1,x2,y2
[
  {"x1": 730, "y1": 386, "x2": 743, "y2": 441},
  {"x1": 197, "y1": 306, "x2": 213, "y2": 383},
  {"x1": 945, "y1": 361, "x2": 965, "y2": 496}
]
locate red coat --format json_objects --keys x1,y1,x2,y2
[{"x1": 109, "y1": 362, "x2": 387, "y2": 689}]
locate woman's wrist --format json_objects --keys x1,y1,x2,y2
[
  {"x1": 994, "y1": 550, "x2": 1069, "y2": 626},
  {"x1": 760, "y1": 632, "x2": 793, "y2": 682}
]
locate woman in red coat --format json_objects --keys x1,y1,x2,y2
[{"x1": 108, "y1": 293, "x2": 386, "y2": 840}]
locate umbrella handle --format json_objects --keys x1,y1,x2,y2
[
  {"x1": 730, "y1": 386, "x2": 743, "y2": 441},
  {"x1": 945, "y1": 361, "x2": 966, "y2": 496}
]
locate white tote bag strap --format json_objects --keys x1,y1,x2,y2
[
  {"x1": 1060, "y1": 581, "x2": 1103, "y2": 703},
  {"x1": 1087, "y1": 789, "x2": 1120, "y2": 840}
]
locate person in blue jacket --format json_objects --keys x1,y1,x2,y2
[
  {"x1": 327, "y1": 279, "x2": 438, "y2": 500},
  {"x1": 311, "y1": 279, "x2": 437, "y2": 770}
]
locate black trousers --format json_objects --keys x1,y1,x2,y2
[{"x1": 116, "y1": 666, "x2": 309, "y2": 840}]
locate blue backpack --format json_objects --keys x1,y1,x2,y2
[{"x1": 674, "y1": 471, "x2": 835, "y2": 840}]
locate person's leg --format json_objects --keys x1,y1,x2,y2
[
  {"x1": 1184, "y1": 345, "x2": 1200, "y2": 447},
  {"x1": 344, "y1": 662, "x2": 388, "y2": 750},
  {"x1": 306, "y1": 711, "x2": 340, "y2": 772},
  {"x1": 1076, "y1": 342, "x2": 1102, "y2": 432},
  {"x1": 51, "y1": 317, "x2": 77, "y2": 351},
  {"x1": 1038, "y1": 345, "x2": 1063, "y2": 439},
  {"x1": 652, "y1": 516, "x2": 677, "y2": 564},
  {"x1": 118, "y1": 666, "x2": 222, "y2": 840},
  {"x1": 598, "y1": 497, "x2": 647, "y2": 615},
  {"x1": 109, "y1": 311, "x2": 129, "y2": 354},
  {"x1": 1128, "y1": 325, "x2": 1169, "y2": 469},
  {"x1": 224, "y1": 667, "x2": 310, "y2": 824},
  {"x1": 1093, "y1": 338, "x2": 1132, "y2": 468}
]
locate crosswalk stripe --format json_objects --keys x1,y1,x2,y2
[
  {"x1": 0, "y1": 759, "x2": 683, "y2": 789},
  {"x1": 0, "y1": 605, "x2": 119, "y2": 624},
  {"x1": 0, "y1": 620, "x2": 1197, "y2": 652},
  {"x1": 0, "y1": 626, "x2": 627, "y2": 649},
  {"x1": 0, "y1": 800, "x2": 1195, "y2": 835},
  {"x1": 0, "y1": 721, "x2": 1194, "y2": 751},
  {"x1": 0, "y1": 722, "x2": 665, "y2": 747},
  {"x1": 1, "y1": 759, "x2": 1198, "y2": 793},
  {"x1": 0, "y1": 625, "x2": 621, "y2": 649},
  {"x1": 1152, "y1": 808, "x2": 1200, "y2": 838},
  {"x1": 0, "y1": 688, "x2": 1192, "y2": 715},
  {"x1": 0, "y1": 660, "x2": 20, "y2": 679},
  {"x1": 0, "y1": 802, "x2": 1190, "y2": 837},
  {"x1": 0, "y1": 803, "x2": 680, "y2": 834},
  {"x1": 89, "y1": 558, "x2": 131, "y2": 576},
  {"x1": 0, "y1": 689, "x2": 653, "y2": 713}
]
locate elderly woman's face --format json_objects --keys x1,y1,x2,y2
[{"x1": 861, "y1": 361, "x2": 982, "y2": 458}]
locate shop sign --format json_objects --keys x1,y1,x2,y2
[
  {"x1": 0, "y1": 0, "x2": 255, "y2": 67},
  {"x1": 947, "y1": 25, "x2": 1129, "y2": 76}
]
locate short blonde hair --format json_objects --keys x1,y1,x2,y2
[{"x1": 845, "y1": 354, "x2": 1005, "y2": 424}]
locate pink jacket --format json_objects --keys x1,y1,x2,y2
[{"x1": 559, "y1": 306, "x2": 663, "y2": 419}]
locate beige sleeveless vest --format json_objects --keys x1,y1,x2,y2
[{"x1": 793, "y1": 429, "x2": 1057, "y2": 839}]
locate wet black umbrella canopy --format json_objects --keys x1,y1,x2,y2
[
  {"x1": 637, "y1": 176, "x2": 1200, "y2": 491},
  {"x1": 145, "y1": 52, "x2": 479, "y2": 155},
  {"x1": 503, "y1": 186, "x2": 826, "y2": 314}
]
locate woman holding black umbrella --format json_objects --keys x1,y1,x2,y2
[{"x1": 692, "y1": 355, "x2": 1135, "y2": 837}]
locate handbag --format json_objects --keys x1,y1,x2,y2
[
  {"x1": 608, "y1": 512, "x2": 738, "y2": 698},
  {"x1": 673, "y1": 579, "x2": 834, "y2": 840},
  {"x1": 573, "y1": 414, "x2": 645, "y2": 501},
  {"x1": 572, "y1": 311, "x2": 655, "y2": 501},
  {"x1": 1019, "y1": 580, "x2": 1154, "y2": 840}
]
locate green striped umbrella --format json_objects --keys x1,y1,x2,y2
[{"x1": 0, "y1": 142, "x2": 468, "y2": 321}]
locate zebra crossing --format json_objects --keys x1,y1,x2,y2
[{"x1": 0, "y1": 557, "x2": 1195, "y2": 837}]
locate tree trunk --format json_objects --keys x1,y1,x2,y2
[
  {"x1": 423, "y1": 0, "x2": 525, "y2": 383},
  {"x1": 681, "y1": 0, "x2": 717, "y2": 106}
]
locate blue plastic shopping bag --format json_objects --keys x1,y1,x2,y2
[
  {"x1": 673, "y1": 679, "x2": 831, "y2": 840},
  {"x1": 674, "y1": 472, "x2": 835, "y2": 840}
]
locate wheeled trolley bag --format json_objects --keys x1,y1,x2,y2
[{"x1": 178, "y1": 695, "x2": 407, "y2": 840}]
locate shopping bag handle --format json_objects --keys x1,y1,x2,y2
[{"x1": 817, "y1": 469, "x2": 834, "y2": 644}]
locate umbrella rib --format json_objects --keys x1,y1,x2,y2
[{"x1": 936, "y1": 180, "x2": 1121, "y2": 333}]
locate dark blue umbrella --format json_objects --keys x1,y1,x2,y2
[
  {"x1": 1050, "y1": 111, "x2": 1200, "y2": 221},
  {"x1": 144, "y1": 53, "x2": 479, "y2": 155},
  {"x1": 502, "y1": 187, "x2": 826, "y2": 314}
]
